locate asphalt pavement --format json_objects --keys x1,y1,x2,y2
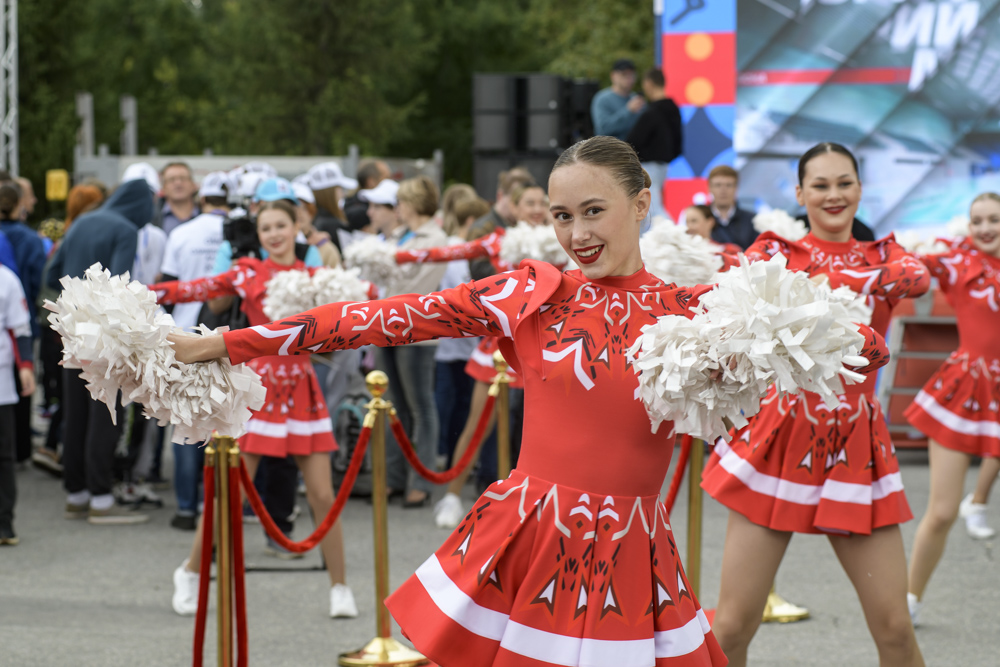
[{"x1": 1, "y1": 444, "x2": 998, "y2": 666}]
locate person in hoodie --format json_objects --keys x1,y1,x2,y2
[{"x1": 47, "y1": 178, "x2": 154, "y2": 525}]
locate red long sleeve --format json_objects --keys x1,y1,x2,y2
[
  {"x1": 150, "y1": 269, "x2": 239, "y2": 305},
  {"x1": 223, "y1": 266, "x2": 537, "y2": 365},
  {"x1": 394, "y1": 231, "x2": 503, "y2": 265}
]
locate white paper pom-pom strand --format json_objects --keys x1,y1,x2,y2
[
  {"x1": 343, "y1": 235, "x2": 400, "y2": 284},
  {"x1": 45, "y1": 263, "x2": 267, "y2": 444},
  {"x1": 639, "y1": 218, "x2": 723, "y2": 286},
  {"x1": 629, "y1": 254, "x2": 871, "y2": 442},
  {"x1": 263, "y1": 269, "x2": 317, "y2": 321},
  {"x1": 263, "y1": 266, "x2": 371, "y2": 322},
  {"x1": 752, "y1": 209, "x2": 808, "y2": 242},
  {"x1": 499, "y1": 222, "x2": 571, "y2": 267}
]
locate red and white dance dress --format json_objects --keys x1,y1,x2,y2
[
  {"x1": 904, "y1": 241, "x2": 1000, "y2": 457},
  {"x1": 702, "y1": 232, "x2": 930, "y2": 535},
  {"x1": 225, "y1": 261, "x2": 733, "y2": 666},
  {"x1": 150, "y1": 257, "x2": 336, "y2": 457},
  {"x1": 223, "y1": 260, "x2": 886, "y2": 665}
]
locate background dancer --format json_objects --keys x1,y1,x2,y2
[
  {"x1": 150, "y1": 200, "x2": 357, "y2": 619},
  {"x1": 905, "y1": 193, "x2": 1000, "y2": 624},
  {"x1": 701, "y1": 143, "x2": 928, "y2": 667}
]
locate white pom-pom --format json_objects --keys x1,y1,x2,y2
[
  {"x1": 628, "y1": 316, "x2": 759, "y2": 440},
  {"x1": 752, "y1": 209, "x2": 808, "y2": 241},
  {"x1": 343, "y1": 235, "x2": 399, "y2": 284},
  {"x1": 499, "y1": 222, "x2": 571, "y2": 267},
  {"x1": 312, "y1": 266, "x2": 370, "y2": 305},
  {"x1": 263, "y1": 269, "x2": 317, "y2": 321},
  {"x1": 640, "y1": 218, "x2": 723, "y2": 286},
  {"x1": 629, "y1": 254, "x2": 869, "y2": 441},
  {"x1": 895, "y1": 230, "x2": 950, "y2": 256},
  {"x1": 946, "y1": 214, "x2": 970, "y2": 239},
  {"x1": 45, "y1": 264, "x2": 266, "y2": 443}
]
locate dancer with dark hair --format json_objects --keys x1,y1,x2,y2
[
  {"x1": 151, "y1": 200, "x2": 357, "y2": 620},
  {"x1": 702, "y1": 143, "x2": 928, "y2": 667}
]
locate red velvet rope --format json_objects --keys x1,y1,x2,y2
[
  {"x1": 240, "y1": 426, "x2": 371, "y2": 553},
  {"x1": 229, "y1": 464, "x2": 248, "y2": 667},
  {"x1": 664, "y1": 435, "x2": 693, "y2": 515},
  {"x1": 389, "y1": 393, "x2": 496, "y2": 484},
  {"x1": 193, "y1": 460, "x2": 216, "y2": 667}
]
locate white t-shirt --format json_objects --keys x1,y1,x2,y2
[
  {"x1": 132, "y1": 223, "x2": 168, "y2": 285},
  {"x1": 160, "y1": 212, "x2": 226, "y2": 331},
  {"x1": 0, "y1": 264, "x2": 30, "y2": 405}
]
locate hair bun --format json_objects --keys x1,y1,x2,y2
[{"x1": 641, "y1": 168, "x2": 652, "y2": 189}]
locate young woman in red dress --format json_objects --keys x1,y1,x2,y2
[
  {"x1": 905, "y1": 193, "x2": 1000, "y2": 623},
  {"x1": 150, "y1": 200, "x2": 357, "y2": 619},
  {"x1": 701, "y1": 143, "x2": 928, "y2": 667},
  {"x1": 168, "y1": 138, "x2": 887, "y2": 667}
]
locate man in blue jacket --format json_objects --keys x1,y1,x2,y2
[
  {"x1": 591, "y1": 59, "x2": 646, "y2": 140},
  {"x1": 47, "y1": 178, "x2": 154, "y2": 525}
]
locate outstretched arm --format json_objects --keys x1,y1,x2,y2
[
  {"x1": 149, "y1": 269, "x2": 238, "y2": 306},
  {"x1": 395, "y1": 231, "x2": 504, "y2": 265},
  {"x1": 172, "y1": 267, "x2": 536, "y2": 364},
  {"x1": 830, "y1": 242, "x2": 930, "y2": 303}
]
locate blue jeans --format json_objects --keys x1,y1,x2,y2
[
  {"x1": 377, "y1": 345, "x2": 440, "y2": 495},
  {"x1": 173, "y1": 441, "x2": 205, "y2": 516},
  {"x1": 435, "y1": 360, "x2": 474, "y2": 463}
]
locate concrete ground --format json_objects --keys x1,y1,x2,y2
[{"x1": 1, "y1": 444, "x2": 998, "y2": 666}]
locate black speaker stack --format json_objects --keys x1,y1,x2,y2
[{"x1": 472, "y1": 73, "x2": 600, "y2": 198}]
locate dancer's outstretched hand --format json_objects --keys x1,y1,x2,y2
[{"x1": 168, "y1": 332, "x2": 228, "y2": 364}]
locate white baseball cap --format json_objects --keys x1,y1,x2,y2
[
  {"x1": 122, "y1": 162, "x2": 161, "y2": 193},
  {"x1": 292, "y1": 182, "x2": 315, "y2": 205},
  {"x1": 306, "y1": 162, "x2": 358, "y2": 191},
  {"x1": 198, "y1": 171, "x2": 235, "y2": 198},
  {"x1": 240, "y1": 161, "x2": 278, "y2": 178},
  {"x1": 237, "y1": 172, "x2": 267, "y2": 199},
  {"x1": 358, "y1": 179, "x2": 399, "y2": 206}
]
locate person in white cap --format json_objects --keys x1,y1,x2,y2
[
  {"x1": 358, "y1": 178, "x2": 401, "y2": 237},
  {"x1": 292, "y1": 181, "x2": 341, "y2": 268},
  {"x1": 307, "y1": 161, "x2": 358, "y2": 255},
  {"x1": 158, "y1": 170, "x2": 236, "y2": 531}
]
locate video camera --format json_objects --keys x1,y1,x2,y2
[{"x1": 222, "y1": 207, "x2": 262, "y2": 260}]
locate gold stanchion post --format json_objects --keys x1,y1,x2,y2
[
  {"x1": 762, "y1": 583, "x2": 811, "y2": 623},
  {"x1": 214, "y1": 436, "x2": 236, "y2": 667},
  {"x1": 490, "y1": 350, "x2": 512, "y2": 480},
  {"x1": 686, "y1": 438, "x2": 704, "y2": 599},
  {"x1": 339, "y1": 371, "x2": 427, "y2": 667}
]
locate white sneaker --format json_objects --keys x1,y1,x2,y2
[
  {"x1": 330, "y1": 583, "x2": 358, "y2": 618},
  {"x1": 173, "y1": 560, "x2": 200, "y2": 616},
  {"x1": 959, "y1": 494, "x2": 996, "y2": 539},
  {"x1": 907, "y1": 592, "x2": 922, "y2": 627},
  {"x1": 434, "y1": 493, "x2": 464, "y2": 529}
]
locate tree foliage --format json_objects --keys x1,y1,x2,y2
[{"x1": 18, "y1": 0, "x2": 652, "y2": 216}]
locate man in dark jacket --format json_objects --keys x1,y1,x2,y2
[
  {"x1": 708, "y1": 165, "x2": 758, "y2": 250},
  {"x1": 47, "y1": 178, "x2": 153, "y2": 525},
  {"x1": 626, "y1": 68, "x2": 682, "y2": 222}
]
